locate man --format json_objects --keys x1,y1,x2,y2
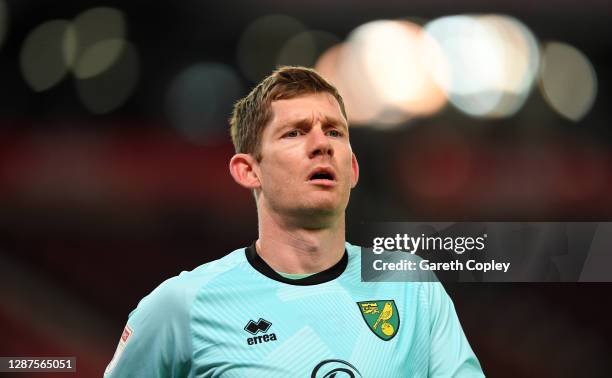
[{"x1": 105, "y1": 66, "x2": 485, "y2": 377}]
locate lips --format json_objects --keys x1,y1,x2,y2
[{"x1": 308, "y1": 167, "x2": 336, "y2": 183}]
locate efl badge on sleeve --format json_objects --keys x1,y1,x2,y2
[
  {"x1": 104, "y1": 324, "x2": 133, "y2": 375},
  {"x1": 356, "y1": 300, "x2": 400, "y2": 341}
]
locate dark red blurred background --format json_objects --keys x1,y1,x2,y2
[{"x1": 1, "y1": 1, "x2": 611, "y2": 377}]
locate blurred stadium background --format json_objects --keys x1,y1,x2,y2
[{"x1": 0, "y1": 0, "x2": 611, "y2": 376}]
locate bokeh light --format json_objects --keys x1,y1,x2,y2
[
  {"x1": 425, "y1": 15, "x2": 502, "y2": 116},
  {"x1": 316, "y1": 43, "x2": 383, "y2": 125},
  {"x1": 316, "y1": 20, "x2": 448, "y2": 128},
  {"x1": 74, "y1": 38, "x2": 126, "y2": 79},
  {"x1": 276, "y1": 30, "x2": 340, "y2": 68},
  {"x1": 166, "y1": 63, "x2": 243, "y2": 143},
  {"x1": 20, "y1": 20, "x2": 74, "y2": 92},
  {"x1": 237, "y1": 14, "x2": 306, "y2": 82},
  {"x1": 0, "y1": 0, "x2": 8, "y2": 50},
  {"x1": 351, "y1": 20, "x2": 448, "y2": 119},
  {"x1": 539, "y1": 42, "x2": 597, "y2": 122},
  {"x1": 75, "y1": 41, "x2": 139, "y2": 114},
  {"x1": 477, "y1": 15, "x2": 540, "y2": 117},
  {"x1": 71, "y1": 7, "x2": 127, "y2": 79},
  {"x1": 424, "y1": 15, "x2": 540, "y2": 118}
]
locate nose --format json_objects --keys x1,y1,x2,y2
[{"x1": 308, "y1": 127, "x2": 333, "y2": 159}]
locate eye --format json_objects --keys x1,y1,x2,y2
[
  {"x1": 326, "y1": 129, "x2": 343, "y2": 137},
  {"x1": 283, "y1": 130, "x2": 301, "y2": 138}
]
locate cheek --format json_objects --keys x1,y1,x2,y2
[
  {"x1": 342, "y1": 156, "x2": 355, "y2": 180},
  {"x1": 261, "y1": 158, "x2": 298, "y2": 187}
]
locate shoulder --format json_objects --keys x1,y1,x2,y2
[
  {"x1": 344, "y1": 242, "x2": 362, "y2": 258},
  {"x1": 105, "y1": 250, "x2": 250, "y2": 377},
  {"x1": 130, "y1": 247, "x2": 249, "y2": 319}
]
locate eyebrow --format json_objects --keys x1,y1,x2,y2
[{"x1": 280, "y1": 115, "x2": 348, "y2": 131}]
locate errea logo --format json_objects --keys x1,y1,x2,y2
[{"x1": 244, "y1": 318, "x2": 278, "y2": 345}]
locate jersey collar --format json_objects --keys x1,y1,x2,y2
[{"x1": 245, "y1": 242, "x2": 348, "y2": 286}]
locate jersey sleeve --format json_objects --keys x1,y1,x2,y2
[
  {"x1": 104, "y1": 276, "x2": 193, "y2": 378},
  {"x1": 426, "y1": 282, "x2": 485, "y2": 377}
]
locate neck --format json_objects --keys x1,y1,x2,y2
[{"x1": 256, "y1": 205, "x2": 346, "y2": 275}]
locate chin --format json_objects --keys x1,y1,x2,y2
[
  {"x1": 287, "y1": 199, "x2": 336, "y2": 216},
  {"x1": 273, "y1": 193, "x2": 349, "y2": 220},
  {"x1": 303, "y1": 198, "x2": 347, "y2": 217},
  {"x1": 307, "y1": 196, "x2": 340, "y2": 210}
]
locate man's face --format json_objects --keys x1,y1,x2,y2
[{"x1": 254, "y1": 92, "x2": 359, "y2": 224}]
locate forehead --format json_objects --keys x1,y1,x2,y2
[{"x1": 268, "y1": 92, "x2": 346, "y2": 127}]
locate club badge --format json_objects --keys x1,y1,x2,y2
[{"x1": 356, "y1": 300, "x2": 400, "y2": 341}]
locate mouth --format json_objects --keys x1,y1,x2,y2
[{"x1": 308, "y1": 167, "x2": 337, "y2": 185}]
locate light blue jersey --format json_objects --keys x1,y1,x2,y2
[{"x1": 105, "y1": 243, "x2": 484, "y2": 377}]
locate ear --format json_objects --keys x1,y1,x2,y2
[
  {"x1": 229, "y1": 153, "x2": 261, "y2": 190},
  {"x1": 350, "y1": 152, "x2": 359, "y2": 188}
]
